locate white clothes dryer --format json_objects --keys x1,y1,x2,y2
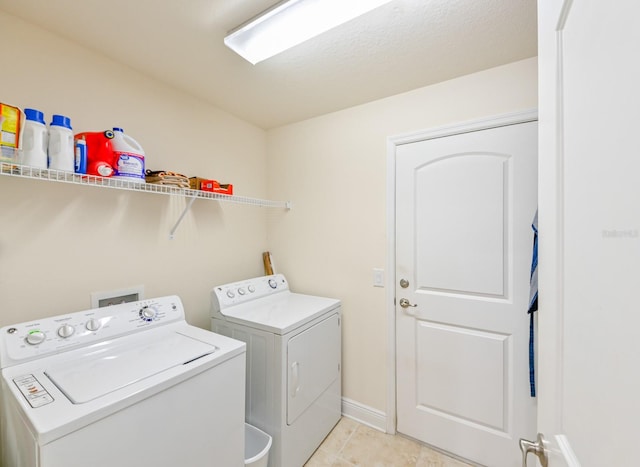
[
  {"x1": 211, "y1": 274, "x2": 341, "y2": 467},
  {"x1": 0, "y1": 296, "x2": 246, "y2": 467}
]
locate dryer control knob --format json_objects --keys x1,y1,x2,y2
[
  {"x1": 25, "y1": 330, "x2": 46, "y2": 345},
  {"x1": 268, "y1": 279, "x2": 277, "y2": 289},
  {"x1": 86, "y1": 318, "x2": 101, "y2": 332},
  {"x1": 226, "y1": 290, "x2": 235, "y2": 299},
  {"x1": 238, "y1": 288, "x2": 246, "y2": 295},
  {"x1": 57, "y1": 324, "x2": 75, "y2": 338},
  {"x1": 140, "y1": 307, "x2": 157, "y2": 321},
  {"x1": 248, "y1": 285, "x2": 256, "y2": 293}
]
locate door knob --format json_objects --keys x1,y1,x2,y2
[
  {"x1": 399, "y1": 278, "x2": 409, "y2": 288},
  {"x1": 519, "y1": 433, "x2": 548, "y2": 467},
  {"x1": 399, "y1": 298, "x2": 417, "y2": 308}
]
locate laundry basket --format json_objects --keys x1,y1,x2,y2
[{"x1": 245, "y1": 423, "x2": 272, "y2": 467}]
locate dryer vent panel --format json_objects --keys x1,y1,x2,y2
[{"x1": 91, "y1": 286, "x2": 145, "y2": 308}]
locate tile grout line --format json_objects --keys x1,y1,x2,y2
[{"x1": 332, "y1": 422, "x2": 362, "y2": 466}]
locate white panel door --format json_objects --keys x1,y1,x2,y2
[
  {"x1": 537, "y1": 1, "x2": 640, "y2": 465},
  {"x1": 395, "y1": 120, "x2": 537, "y2": 467}
]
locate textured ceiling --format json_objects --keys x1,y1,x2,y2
[{"x1": 0, "y1": 0, "x2": 537, "y2": 129}]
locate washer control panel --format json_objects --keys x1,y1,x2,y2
[
  {"x1": 13, "y1": 374, "x2": 54, "y2": 408},
  {"x1": 0, "y1": 296, "x2": 185, "y2": 365},
  {"x1": 212, "y1": 274, "x2": 289, "y2": 311}
]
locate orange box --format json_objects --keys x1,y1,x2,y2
[
  {"x1": 189, "y1": 177, "x2": 233, "y2": 195},
  {"x1": 201, "y1": 180, "x2": 233, "y2": 195}
]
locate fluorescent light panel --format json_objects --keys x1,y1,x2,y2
[{"x1": 224, "y1": 0, "x2": 394, "y2": 65}]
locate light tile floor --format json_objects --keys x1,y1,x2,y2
[{"x1": 304, "y1": 417, "x2": 474, "y2": 467}]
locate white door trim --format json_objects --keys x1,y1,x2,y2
[{"x1": 385, "y1": 108, "x2": 538, "y2": 434}]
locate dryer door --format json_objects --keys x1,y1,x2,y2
[{"x1": 287, "y1": 313, "x2": 341, "y2": 424}]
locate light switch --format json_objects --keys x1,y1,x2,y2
[{"x1": 373, "y1": 268, "x2": 384, "y2": 287}]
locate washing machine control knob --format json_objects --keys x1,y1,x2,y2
[
  {"x1": 226, "y1": 290, "x2": 235, "y2": 299},
  {"x1": 57, "y1": 324, "x2": 75, "y2": 338},
  {"x1": 25, "y1": 330, "x2": 46, "y2": 345},
  {"x1": 238, "y1": 288, "x2": 246, "y2": 295},
  {"x1": 86, "y1": 318, "x2": 101, "y2": 332},
  {"x1": 248, "y1": 285, "x2": 256, "y2": 293},
  {"x1": 268, "y1": 279, "x2": 278, "y2": 289},
  {"x1": 139, "y1": 306, "x2": 157, "y2": 322}
]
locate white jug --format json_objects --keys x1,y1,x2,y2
[
  {"x1": 111, "y1": 127, "x2": 145, "y2": 183},
  {"x1": 21, "y1": 108, "x2": 48, "y2": 169},
  {"x1": 48, "y1": 114, "x2": 74, "y2": 172}
]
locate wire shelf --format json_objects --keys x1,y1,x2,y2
[
  {"x1": 0, "y1": 161, "x2": 291, "y2": 209},
  {"x1": 1, "y1": 157, "x2": 291, "y2": 238}
]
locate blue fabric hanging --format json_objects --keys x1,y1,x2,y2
[{"x1": 528, "y1": 210, "x2": 538, "y2": 397}]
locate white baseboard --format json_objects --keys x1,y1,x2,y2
[{"x1": 341, "y1": 397, "x2": 387, "y2": 433}]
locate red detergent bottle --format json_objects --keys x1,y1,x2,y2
[{"x1": 74, "y1": 130, "x2": 116, "y2": 177}]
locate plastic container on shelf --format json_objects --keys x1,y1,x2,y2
[
  {"x1": 0, "y1": 103, "x2": 24, "y2": 163},
  {"x1": 111, "y1": 127, "x2": 145, "y2": 183},
  {"x1": 48, "y1": 114, "x2": 74, "y2": 172},
  {"x1": 75, "y1": 130, "x2": 116, "y2": 177},
  {"x1": 20, "y1": 108, "x2": 48, "y2": 169},
  {"x1": 74, "y1": 138, "x2": 87, "y2": 174}
]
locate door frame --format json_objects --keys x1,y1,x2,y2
[{"x1": 385, "y1": 108, "x2": 538, "y2": 434}]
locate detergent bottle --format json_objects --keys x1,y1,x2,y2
[
  {"x1": 20, "y1": 108, "x2": 48, "y2": 169},
  {"x1": 74, "y1": 138, "x2": 87, "y2": 174},
  {"x1": 111, "y1": 127, "x2": 145, "y2": 183},
  {"x1": 48, "y1": 114, "x2": 75, "y2": 172},
  {"x1": 75, "y1": 130, "x2": 116, "y2": 177}
]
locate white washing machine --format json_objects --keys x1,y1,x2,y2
[
  {"x1": 211, "y1": 274, "x2": 341, "y2": 467},
  {"x1": 0, "y1": 295, "x2": 246, "y2": 467}
]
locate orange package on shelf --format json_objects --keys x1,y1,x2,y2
[{"x1": 200, "y1": 179, "x2": 233, "y2": 195}]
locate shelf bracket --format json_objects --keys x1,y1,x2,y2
[{"x1": 169, "y1": 196, "x2": 197, "y2": 240}]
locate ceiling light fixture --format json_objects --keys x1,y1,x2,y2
[{"x1": 224, "y1": 0, "x2": 394, "y2": 65}]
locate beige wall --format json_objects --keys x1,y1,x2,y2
[
  {"x1": 266, "y1": 57, "x2": 538, "y2": 414},
  {"x1": 0, "y1": 11, "x2": 270, "y2": 329}
]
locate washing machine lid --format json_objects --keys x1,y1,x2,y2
[
  {"x1": 219, "y1": 292, "x2": 340, "y2": 334},
  {"x1": 45, "y1": 332, "x2": 217, "y2": 404}
]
